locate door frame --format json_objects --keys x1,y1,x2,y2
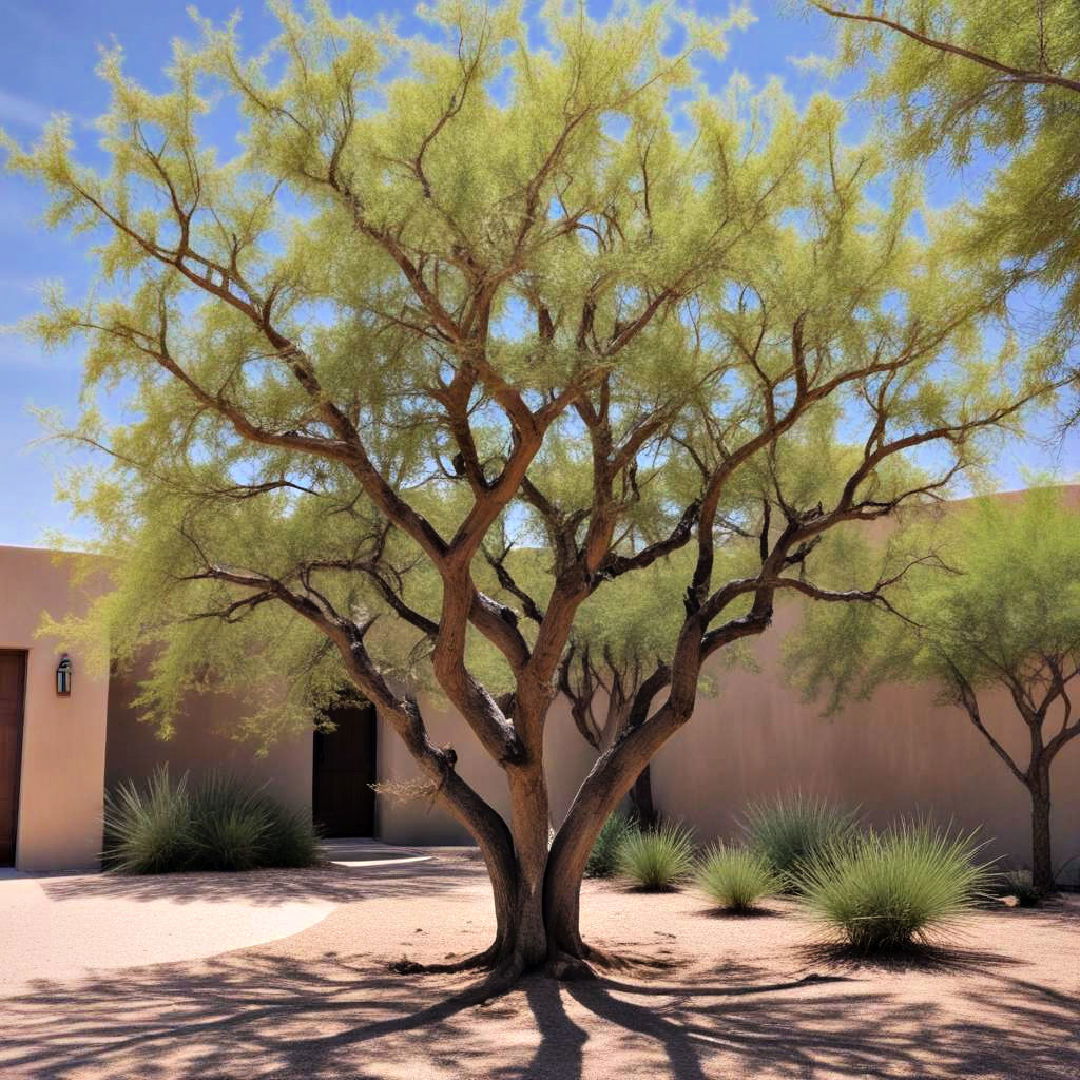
[{"x1": 0, "y1": 649, "x2": 27, "y2": 867}]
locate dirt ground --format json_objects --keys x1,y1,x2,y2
[{"x1": 1, "y1": 852, "x2": 1076, "y2": 1079}]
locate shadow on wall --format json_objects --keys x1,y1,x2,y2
[
  {"x1": 0, "y1": 948, "x2": 1077, "y2": 1079},
  {"x1": 105, "y1": 666, "x2": 314, "y2": 813}
]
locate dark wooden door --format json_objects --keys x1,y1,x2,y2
[
  {"x1": 0, "y1": 651, "x2": 26, "y2": 866},
  {"x1": 312, "y1": 702, "x2": 377, "y2": 837}
]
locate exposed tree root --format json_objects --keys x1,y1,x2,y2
[
  {"x1": 387, "y1": 936, "x2": 679, "y2": 991},
  {"x1": 387, "y1": 941, "x2": 501, "y2": 975},
  {"x1": 545, "y1": 951, "x2": 597, "y2": 981}
]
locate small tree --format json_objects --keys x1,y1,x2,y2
[
  {"x1": 5, "y1": 1, "x2": 1059, "y2": 982},
  {"x1": 789, "y1": 487, "x2": 1080, "y2": 893}
]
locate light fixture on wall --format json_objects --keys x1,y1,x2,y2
[{"x1": 56, "y1": 654, "x2": 73, "y2": 696}]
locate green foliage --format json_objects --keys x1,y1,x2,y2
[
  {"x1": 103, "y1": 766, "x2": 320, "y2": 873},
  {"x1": 103, "y1": 767, "x2": 193, "y2": 874},
  {"x1": 743, "y1": 792, "x2": 861, "y2": 886},
  {"x1": 695, "y1": 843, "x2": 781, "y2": 912},
  {"x1": 799, "y1": 821, "x2": 991, "y2": 951},
  {"x1": 616, "y1": 822, "x2": 695, "y2": 890},
  {"x1": 585, "y1": 810, "x2": 639, "y2": 879},
  {"x1": 789, "y1": 488, "x2": 1080, "y2": 716},
  {"x1": 815, "y1": 0, "x2": 1080, "y2": 337},
  {"x1": 2, "y1": 0, "x2": 1050, "y2": 748},
  {"x1": 999, "y1": 869, "x2": 1043, "y2": 908}
]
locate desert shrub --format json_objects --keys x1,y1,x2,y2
[
  {"x1": 799, "y1": 821, "x2": 991, "y2": 951},
  {"x1": 743, "y1": 793, "x2": 861, "y2": 887},
  {"x1": 998, "y1": 869, "x2": 1043, "y2": 907},
  {"x1": 585, "y1": 810, "x2": 638, "y2": 878},
  {"x1": 102, "y1": 766, "x2": 193, "y2": 874},
  {"x1": 617, "y1": 822, "x2": 695, "y2": 890},
  {"x1": 695, "y1": 843, "x2": 782, "y2": 912},
  {"x1": 103, "y1": 766, "x2": 321, "y2": 874},
  {"x1": 260, "y1": 800, "x2": 323, "y2": 868},
  {"x1": 188, "y1": 772, "x2": 275, "y2": 871}
]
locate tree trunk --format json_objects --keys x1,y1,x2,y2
[
  {"x1": 504, "y1": 764, "x2": 552, "y2": 971},
  {"x1": 629, "y1": 763, "x2": 657, "y2": 829},
  {"x1": 1029, "y1": 770, "x2": 1054, "y2": 894},
  {"x1": 544, "y1": 704, "x2": 690, "y2": 971}
]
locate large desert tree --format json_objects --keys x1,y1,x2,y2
[
  {"x1": 788, "y1": 487, "x2": 1080, "y2": 893},
  {"x1": 5, "y1": 1, "x2": 1060, "y2": 982}
]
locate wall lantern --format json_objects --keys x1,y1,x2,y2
[{"x1": 56, "y1": 654, "x2": 73, "y2": 696}]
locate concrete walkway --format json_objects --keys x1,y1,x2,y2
[{"x1": 0, "y1": 841, "x2": 428, "y2": 996}]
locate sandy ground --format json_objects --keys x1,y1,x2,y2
[
  {"x1": 0, "y1": 852, "x2": 1076, "y2": 1079},
  {"x1": 0, "y1": 869, "x2": 335, "y2": 993}
]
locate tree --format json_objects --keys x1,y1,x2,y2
[
  {"x1": 5, "y1": 0, "x2": 1059, "y2": 984},
  {"x1": 787, "y1": 487, "x2": 1080, "y2": 893},
  {"x1": 553, "y1": 560, "x2": 684, "y2": 828},
  {"x1": 812, "y1": 1, "x2": 1080, "y2": 413}
]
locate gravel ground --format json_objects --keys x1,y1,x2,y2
[{"x1": 0, "y1": 852, "x2": 1076, "y2": 1079}]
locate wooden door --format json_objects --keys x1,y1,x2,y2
[
  {"x1": 0, "y1": 651, "x2": 26, "y2": 866},
  {"x1": 312, "y1": 702, "x2": 377, "y2": 837}
]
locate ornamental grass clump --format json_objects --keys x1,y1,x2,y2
[
  {"x1": 695, "y1": 843, "x2": 782, "y2": 912},
  {"x1": 103, "y1": 766, "x2": 320, "y2": 873},
  {"x1": 616, "y1": 822, "x2": 695, "y2": 890},
  {"x1": 799, "y1": 821, "x2": 991, "y2": 951},
  {"x1": 585, "y1": 810, "x2": 638, "y2": 879},
  {"x1": 102, "y1": 766, "x2": 193, "y2": 874},
  {"x1": 743, "y1": 793, "x2": 861, "y2": 888},
  {"x1": 999, "y1": 869, "x2": 1043, "y2": 908}
]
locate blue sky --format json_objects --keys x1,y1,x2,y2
[{"x1": 0, "y1": 0, "x2": 1075, "y2": 547}]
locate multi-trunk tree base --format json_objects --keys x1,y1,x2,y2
[{"x1": 387, "y1": 938, "x2": 601, "y2": 996}]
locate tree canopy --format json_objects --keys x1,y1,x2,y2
[
  {"x1": 814, "y1": 1, "x2": 1080, "y2": 377},
  {"x1": 4, "y1": 0, "x2": 1065, "y2": 977}
]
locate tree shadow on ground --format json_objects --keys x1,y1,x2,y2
[
  {"x1": 692, "y1": 904, "x2": 786, "y2": 920},
  {"x1": 1, "y1": 944, "x2": 1076, "y2": 1080},
  {"x1": 795, "y1": 941, "x2": 1024, "y2": 974},
  {"x1": 38, "y1": 857, "x2": 481, "y2": 907}
]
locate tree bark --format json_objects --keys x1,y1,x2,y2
[
  {"x1": 1029, "y1": 767, "x2": 1055, "y2": 894},
  {"x1": 629, "y1": 763, "x2": 657, "y2": 829}
]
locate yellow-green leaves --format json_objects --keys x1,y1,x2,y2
[{"x1": 3, "y1": 0, "x2": 1054, "y2": 742}]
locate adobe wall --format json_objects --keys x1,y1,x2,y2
[
  {"x1": 0, "y1": 546, "x2": 109, "y2": 871},
  {"x1": 651, "y1": 603, "x2": 1080, "y2": 883},
  {"x1": 105, "y1": 666, "x2": 312, "y2": 812}
]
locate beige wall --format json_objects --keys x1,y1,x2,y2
[
  {"x1": 651, "y1": 603, "x2": 1080, "y2": 884},
  {"x1": 0, "y1": 546, "x2": 109, "y2": 871},
  {"x1": 376, "y1": 607, "x2": 1080, "y2": 883},
  {"x1": 106, "y1": 667, "x2": 312, "y2": 812},
  {"x1": 8, "y1": 488, "x2": 1077, "y2": 877}
]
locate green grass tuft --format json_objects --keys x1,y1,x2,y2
[
  {"x1": 743, "y1": 792, "x2": 861, "y2": 888},
  {"x1": 616, "y1": 822, "x2": 695, "y2": 890},
  {"x1": 103, "y1": 765, "x2": 321, "y2": 874},
  {"x1": 998, "y1": 869, "x2": 1043, "y2": 907},
  {"x1": 799, "y1": 821, "x2": 991, "y2": 951},
  {"x1": 102, "y1": 766, "x2": 193, "y2": 874},
  {"x1": 695, "y1": 843, "x2": 782, "y2": 912},
  {"x1": 585, "y1": 810, "x2": 638, "y2": 879}
]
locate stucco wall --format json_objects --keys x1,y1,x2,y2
[
  {"x1": 106, "y1": 667, "x2": 313, "y2": 812},
  {"x1": 651, "y1": 603, "x2": 1080, "y2": 884},
  {"x1": 376, "y1": 609, "x2": 1080, "y2": 881},
  {"x1": 0, "y1": 546, "x2": 109, "y2": 871}
]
